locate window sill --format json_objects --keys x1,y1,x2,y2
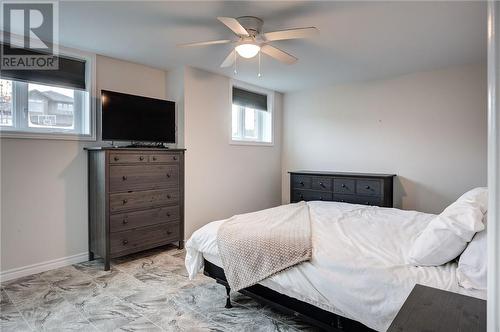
[
  {"x1": 230, "y1": 140, "x2": 274, "y2": 147},
  {"x1": 0, "y1": 130, "x2": 96, "y2": 142}
]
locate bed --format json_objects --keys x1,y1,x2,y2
[{"x1": 185, "y1": 201, "x2": 486, "y2": 332}]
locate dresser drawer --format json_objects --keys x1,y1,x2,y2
[
  {"x1": 110, "y1": 223, "x2": 180, "y2": 254},
  {"x1": 109, "y1": 165, "x2": 179, "y2": 192},
  {"x1": 292, "y1": 175, "x2": 312, "y2": 189},
  {"x1": 356, "y1": 195, "x2": 383, "y2": 206},
  {"x1": 333, "y1": 178, "x2": 356, "y2": 194},
  {"x1": 110, "y1": 206, "x2": 180, "y2": 233},
  {"x1": 109, "y1": 153, "x2": 148, "y2": 164},
  {"x1": 293, "y1": 190, "x2": 332, "y2": 202},
  {"x1": 311, "y1": 177, "x2": 332, "y2": 191},
  {"x1": 356, "y1": 179, "x2": 382, "y2": 196},
  {"x1": 333, "y1": 194, "x2": 358, "y2": 204},
  {"x1": 109, "y1": 189, "x2": 179, "y2": 213},
  {"x1": 149, "y1": 153, "x2": 180, "y2": 163}
]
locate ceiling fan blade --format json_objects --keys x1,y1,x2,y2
[
  {"x1": 220, "y1": 50, "x2": 236, "y2": 68},
  {"x1": 261, "y1": 45, "x2": 297, "y2": 64},
  {"x1": 217, "y1": 17, "x2": 249, "y2": 36},
  {"x1": 263, "y1": 27, "x2": 319, "y2": 41},
  {"x1": 177, "y1": 39, "x2": 232, "y2": 47}
]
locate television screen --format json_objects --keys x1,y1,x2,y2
[{"x1": 101, "y1": 90, "x2": 175, "y2": 143}]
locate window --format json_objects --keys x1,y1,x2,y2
[
  {"x1": 0, "y1": 79, "x2": 90, "y2": 136},
  {"x1": 231, "y1": 86, "x2": 272, "y2": 144},
  {"x1": 0, "y1": 49, "x2": 95, "y2": 140},
  {"x1": 0, "y1": 80, "x2": 13, "y2": 126}
]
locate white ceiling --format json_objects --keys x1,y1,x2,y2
[{"x1": 55, "y1": 1, "x2": 486, "y2": 92}]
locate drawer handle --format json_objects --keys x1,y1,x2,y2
[
  {"x1": 122, "y1": 239, "x2": 128, "y2": 245},
  {"x1": 167, "y1": 194, "x2": 171, "y2": 199},
  {"x1": 122, "y1": 219, "x2": 128, "y2": 224},
  {"x1": 114, "y1": 156, "x2": 119, "y2": 161},
  {"x1": 319, "y1": 182, "x2": 325, "y2": 188},
  {"x1": 365, "y1": 185, "x2": 370, "y2": 190},
  {"x1": 122, "y1": 199, "x2": 128, "y2": 204},
  {"x1": 341, "y1": 184, "x2": 346, "y2": 188},
  {"x1": 122, "y1": 175, "x2": 127, "y2": 181},
  {"x1": 152, "y1": 156, "x2": 157, "y2": 161},
  {"x1": 167, "y1": 231, "x2": 172, "y2": 235},
  {"x1": 173, "y1": 156, "x2": 178, "y2": 161},
  {"x1": 166, "y1": 173, "x2": 171, "y2": 178},
  {"x1": 166, "y1": 212, "x2": 171, "y2": 217},
  {"x1": 299, "y1": 181, "x2": 304, "y2": 186},
  {"x1": 139, "y1": 156, "x2": 144, "y2": 161}
]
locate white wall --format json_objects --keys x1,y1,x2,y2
[
  {"x1": 0, "y1": 139, "x2": 89, "y2": 272},
  {"x1": 183, "y1": 67, "x2": 283, "y2": 238},
  {"x1": 0, "y1": 55, "x2": 168, "y2": 275},
  {"x1": 166, "y1": 67, "x2": 185, "y2": 148},
  {"x1": 282, "y1": 63, "x2": 487, "y2": 214},
  {"x1": 0, "y1": 61, "x2": 284, "y2": 277},
  {"x1": 96, "y1": 55, "x2": 167, "y2": 99},
  {"x1": 3, "y1": 56, "x2": 480, "y2": 278}
]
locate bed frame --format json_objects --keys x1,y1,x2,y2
[{"x1": 203, "y1": 259, "x2": 375, "y2": 332}]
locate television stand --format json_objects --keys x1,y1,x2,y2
[{"x1": 85, "y1": 147, "x2": 186, "y2": 270}]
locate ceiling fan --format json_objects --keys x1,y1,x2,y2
[{"x1": 177, "y1": 16, "x2": 319, "y2": 70}]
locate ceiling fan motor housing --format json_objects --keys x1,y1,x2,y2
[{"x1": 236, "y1": 16, "x2": 263, "y2": 36}]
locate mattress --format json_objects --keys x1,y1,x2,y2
[{"x1": 185, "y1": 201, "x2": 486, "y2": 332}]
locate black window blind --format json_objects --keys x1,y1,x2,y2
[
  {"x1": 1, "y1": 44, "x2": 86, "y2": 90},
  {"x1": 232, "y1": 87, "x2": 267, "y2": 111}
]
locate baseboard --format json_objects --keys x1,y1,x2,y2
[{"x1": 0, "y1": 252, "x2": 88, "y2": 282}]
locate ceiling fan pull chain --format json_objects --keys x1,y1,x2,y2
[
  {"x1": 234, "y1": 51, "x2": 238, "y2": 74},
  {"x1": 258, "y1": 51, "x2": 262, "y2": 77}
]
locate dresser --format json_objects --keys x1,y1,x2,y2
[
  {"x1": 86, "y1": 147, "x2": 185, "y2": 270},
  {"x1": 289, "y1": 171, "x2": 395, "y2": 207}
]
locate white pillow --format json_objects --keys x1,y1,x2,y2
[
  {"x1": 407, "y1": 187, "x2": 487, "y2": 266},
  {"x1": 456, "y1": 187, "x2": 488, "y2": 214},
  {"x1": 457, "y1": 223, "x2": 487, "y2": 290}
]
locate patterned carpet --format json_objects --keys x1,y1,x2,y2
[{"x1": 0, "y1": 245, "x2": 319, "y2": 331}]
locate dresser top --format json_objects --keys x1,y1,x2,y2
[
  {"x1": 289, "y1": 170, "x2": 396, "y2": 178},
  {"x1": 85, "y1": 146, "x2": 186, "y2": 152}
]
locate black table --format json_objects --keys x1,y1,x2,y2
[{"x1": 388, "y1": 284, "x2": 486, "y2": 332}]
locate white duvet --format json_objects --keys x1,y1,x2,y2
[{"x1": 185, "y1": 201, "x2": 486, "y2": 332}]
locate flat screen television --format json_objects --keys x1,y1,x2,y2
[{"x1": 101, "y1": 90, "x2": 175, "y2": 143}]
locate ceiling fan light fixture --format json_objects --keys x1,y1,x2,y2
[{"x1": 235, "y1": 43, "x2": 260, "y2": 58}]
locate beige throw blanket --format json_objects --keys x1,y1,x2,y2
[{"x1": 216, "y1": 202, "x2": 312, "y2": 291}]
